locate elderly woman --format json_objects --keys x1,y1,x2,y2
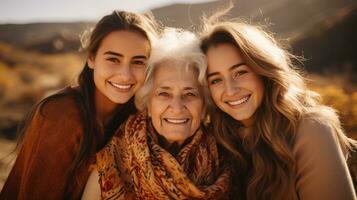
[{"x1": 81, "y1": 28, "x2": 231, "y2": 200}]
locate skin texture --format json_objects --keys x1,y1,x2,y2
[
  {"x1": 88, "y1": 30, "x2": 150, "y2": 122},
  {"x1": 148, "y1": 62, "x2": 205, "y2": 145},
  {"x1": 206, "y1": 43, "x2": 264, "y2": 127}
]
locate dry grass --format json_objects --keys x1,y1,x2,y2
[
  {"x1": 0, "y1": 42, "x2": 83, "y2": 138},
  {"x1": 0, "y1": 138, "x2": 16, "y2": 190},
  {"x1": 307, "y1": 73, "x2": 357, "y2": 139}
]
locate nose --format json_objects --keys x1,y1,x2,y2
[
  {"x1": 169, "y1": 96, "x2": 185, "y2": 113},
  {"x1": 225, "y1": 77, "x2": 238, "y2": 96},
  {"x1": 117, "y1": 62, "x2": 132, "y2": 81}
]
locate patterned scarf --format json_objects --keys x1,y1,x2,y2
[{"x1": 96, "y1": 111, "x2": 232, "y2": 200}]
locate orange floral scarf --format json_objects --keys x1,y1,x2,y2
[{"x1": 96, "y1": 111, "x2": 232, "y2": 199}]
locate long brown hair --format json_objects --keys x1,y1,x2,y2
[
  {"x1": 200, "y1": 6, "x2": 356, "y2": 200},
  {"x1": 16, "y1": 10, "x2": 159, "y2": 197}
]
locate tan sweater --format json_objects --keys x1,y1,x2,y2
[{"x1": 292, "y1": 118, "x2": 356, "y2": 199}]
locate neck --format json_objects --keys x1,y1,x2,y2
[
  {"x1": 157, "y1": 133, "x2": 195, "y2": 157},
  {"x1": 159, "y1": 137, "x2": 181, "y2": 156},
  {"x1": 94, "y1": 89, "x2": 119, "y2": 126},
  {"x1": 240, "y1": 114, "x2": 256, "y2": 128}
]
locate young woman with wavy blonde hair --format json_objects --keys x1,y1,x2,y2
[{"x1": 199, "y1": 7, "x2": 357, "y2": 200}]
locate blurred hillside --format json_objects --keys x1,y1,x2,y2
[
  {"x1": 0, "y1": 0, "x2": 356, "y2": 140},
  {"x1": 0, "y1": 22, "x2": 93, "y2": 53},
  {"x1": 0, "y1": 42, "x2": 83, "y2": 139},
  {"x1": 152, "y1": 0, "x2": 357, "y2": 75},
  {"x1": 293, "y1": 5, "x2": 357, "y2": 75},
  {"x1": 152, "y1": 0, "x2": 354, "y2": 37}
]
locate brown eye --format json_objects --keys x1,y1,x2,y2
[
  {"x1": 185, "y1": 92, "x2": 196, "y2": 97},
  {"x1": 106, "y1": 57, "x2": 120, "y2": 63},
  {"x1": 131, "y1": 60, "x2": 146, "y2": 66},
  {"x1": 210, "y1": 78, "x2": 222, "y2": 85},
  {"x1": 233, "y1": 70, "x2": 247, "y2": 78},
  {"x1": 158, "y1": 92, "x2": 170, "y2": 97}
]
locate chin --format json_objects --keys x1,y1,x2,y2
[
  {"x1": 110, "y1": 97, "x2": 132, "y2": 104},
  {"x1": 167, "y1": 136, "x2": 184, "y2": 142},
  {"x1": 231, "y1": 113, "x2": 251, "y2": 121},
  {"x1": 165, "y1": 134, "x2": 187, "y2": 143}
]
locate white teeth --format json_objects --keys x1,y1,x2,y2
[
  {"x1": 227, "y1": 95, "x2": 250, "y2": 106},
  {"x1": 165, "y1": 118, "x2": 188, "y2": 124},
  {"x1": 110, "y1": 82, "x2": 132, "y2": 89}
]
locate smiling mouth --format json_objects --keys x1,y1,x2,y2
[
  {"x1": 226, "y1": 94, "x2": 251, "y2": 106},
  {"x1": 164, "y1": 118, "x2": 189, "y2": 124},
  {"x1": 108, "y1": 81, "x2": 133, "y2": 90}
]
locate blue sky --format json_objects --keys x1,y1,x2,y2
[{"x1": 0, "y1": 0, "x2": 213, "y2": 24}]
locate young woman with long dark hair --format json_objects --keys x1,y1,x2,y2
[{"x1": 0, "y1": 10, "x2": 158, "y2": 200}]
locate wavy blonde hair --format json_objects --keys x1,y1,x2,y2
[{"x1": 199, "y1": 6, "x2": 356, "y2": 200}]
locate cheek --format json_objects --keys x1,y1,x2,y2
[
  {"x1": 189, "y1": 101, "x2": 205, "y2": 122},
  {"x1": 251, "y1": 77, "x2": 265, "y2": 105},
  {"x1": 92, "y1": 68, "x2": 105, "y2": 85},
  {"x1": 151, "y1": 115, "x2": 161, "y2": 127},
  {"x1": 132, "y1": 68, "x2": 146, "y2": 83},
  {"x1": 256, "y1": 85, "x2": 264, "y2": 105},
  {"x1": 209, "y1": 86, "x2": 223, "y2": 105},
  {"x1": 94, "y1": 63, "x2": 112, "y2": 78},
  {"x1": 149, "y1": 100, "x2": 168, "y2": 132},
  {"x1": 149, "y1": 99, "x2": 165, "y2": 119}
]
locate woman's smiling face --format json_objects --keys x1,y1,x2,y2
[
  {"x1": 88, "y1": 30, "x2": 150, "y2": 105},
  {"x1": 206, "y1": 43, "x2": 264, "y2": 127},
  {"x1": 148, "y1": 61, "x2": 205, "y2": 145}
]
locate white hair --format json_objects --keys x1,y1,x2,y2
[{"x1": 135, "y1": 27, "x2": 209, "y2": 111}]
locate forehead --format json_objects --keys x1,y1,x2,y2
[
  {"x1": 98, "y1": 30, "x2": 150, "y2": 56},
  {"x1": 153, "y1": 62, "x2": 199, "y2": 88},
  {"x1": 206, "y1": 43, "x2": 244, "y2": 72}
]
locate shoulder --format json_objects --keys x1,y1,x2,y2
[
  {"x1": 295, "y1": 116, "x2": 337, "y2": 146},
  {"x1": 295, "y1": 105, "x2": 343, "y2": 147},
  {"x1": 26, "y1": 89, "x2": 84, "y2": 139},
  {"x1": 38, "y1": 88, "x2": 80, "y2": 118},
  {"x1": 296, "y1": 117, "x2": 335, "y2": 140},
  {"x1": 293, "y1": 115, "x2": 345, "y2": 160},
  {"x1": 296, "y1": 105, "x2": 343, "y2": 139},
  {"x1": 18, "y1": 88, "x2": 85, "y2": 157}
]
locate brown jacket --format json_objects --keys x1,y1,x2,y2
[{"x1": 0, "y1": 93, "x2": 103, "y2": 200}]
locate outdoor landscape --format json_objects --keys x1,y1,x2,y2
[{"x1": 0, "y1": 0, "x2": 356, "y2": 189}]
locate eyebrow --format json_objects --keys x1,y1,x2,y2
[
  {"x1": 183, "y1": 87, "x2": 198, "y2": 91},
  {"x1": 104, "y1": 51, "x2": 148, "y2": 59},
  {"x1": 104, "y1": 51, "x2": 122, "y2": 57},
  {"x1": 157, "y1": 86, "x2": 198, "y2": 91},
  {"x1": 158, "y1": 86, "x2": 170, "y2": 90},
  {"x1": 207, "y1": 62, "x2": 246, "y2": 79}
]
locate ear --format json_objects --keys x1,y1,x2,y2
[{"x1": 87, "y1": 55, "x2": 95, "y2": 69}]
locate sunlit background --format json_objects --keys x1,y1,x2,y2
[{"x1": 1, "y1": 0, "x2": 356, "y2": 189}]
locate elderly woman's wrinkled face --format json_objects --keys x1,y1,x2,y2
[{"x1": 148, "y1": 61, "x2": 205, "y2": 145}]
